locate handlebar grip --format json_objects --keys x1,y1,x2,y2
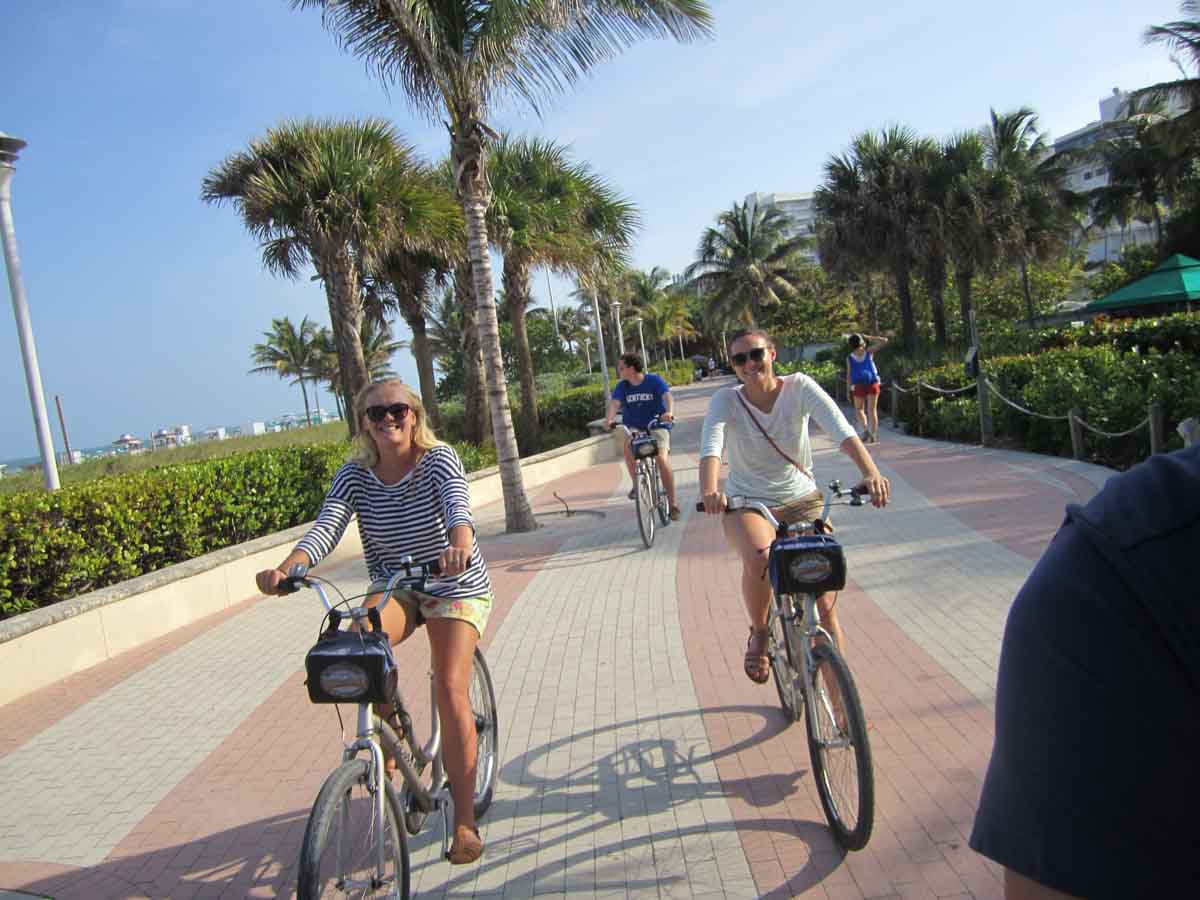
[
  {"x1": 695, "y1": 501, "x2": 705, "y2": 512},
  {"x1": 427, "y1": 559, "x2": 442, "y2": 576}
]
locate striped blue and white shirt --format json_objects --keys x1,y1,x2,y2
[{"x1": 294, "y1": 445, "x2": 492, "y2": 600}]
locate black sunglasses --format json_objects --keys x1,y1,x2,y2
[
  {"x1": 730, "y1": 347, "x2": 768, "y2": 366},
  {"x1": 364, "y1": 403, "x2": 412, "y2": 423}
]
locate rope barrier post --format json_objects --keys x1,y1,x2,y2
[
  {"x1": 891, "y1": 381, "x2": 899, "y2": 428},
  {"x1": 1149, "y1": 402, "x2": 1164, "y2": 454},
  {"x1": 916, "y1": 383, "x2": 924, "y2": 436},
  {"x1": 968, "y1": 312, "x2": 993, "y2": 447},
  {"x1": 1069, "y1": 408, "x2": 1085, "y2": 461}
]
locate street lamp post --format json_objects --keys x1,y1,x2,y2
[
  {"x1": 636, "y1": 317, "x2": 646, "y2": 363},
  {"x1": 612, "y1": 300, "x2": 625, "y2": 355},
  {"x1": 0, "y1": 133, "x2": 59, "y2": 491},
  {"x1": 589, "y1": 279, "x2": 611, "y2": 407}
]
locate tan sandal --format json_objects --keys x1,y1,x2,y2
[
  {"x1": 447, "y1": 824, "x2": 483, "y2": 865},
  {"x1": 744, "y1": 627, "x2": 770, "y2": 684}
]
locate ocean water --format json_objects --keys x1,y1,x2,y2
[{"x1": 2, "y1": 444, "x2": 116, "y2": 472}]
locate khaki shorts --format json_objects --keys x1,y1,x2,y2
[
  {"x1": 369, "y1": 581, "x2": 492, "y2": 639},
  {"x1": 648, "y1": 427, "x2": 671, "y2": 454},
  {"x1": 745, "y1": 490, "x2": 833, "y2": 533}
]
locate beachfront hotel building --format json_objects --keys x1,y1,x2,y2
[{"x1": 743, "y1": 192, "x2": 820, "y2": 263}]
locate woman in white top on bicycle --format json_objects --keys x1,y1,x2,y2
[{"x1": 699, "y1": 330, "x2": 890, "y2": 684}]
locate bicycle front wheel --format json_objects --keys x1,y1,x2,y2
[
  {"x1": 635, "y1": 462, "x2": 655, "y2": 548},
  {"x1": 804, "y1": 642, "x2": 874, "y2": 851},
  {"x1": 654, "y1": 462, "x2": 670, "y2": 526},
  {"x1": 471, "y1": 648, "x2": 499, "y2": 818},
  {"x1": 769, "y1": 604, "x2": 803, "y2": 723},
  {"x1": 298, "y1": 758, "x2": 410, "y2": 899}
]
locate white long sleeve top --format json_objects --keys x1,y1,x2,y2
[{"x1": 700, "y1": 373, "x2": 858, "y2": 504}]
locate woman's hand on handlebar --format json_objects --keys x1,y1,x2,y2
[
  {"x1": 700, "y1": 491, "x2": 727, "y2": 515},
  {"x1": 439, "y1": 545, "x2": 471, "y2": 577},
  {"x1": 255, "y1": 568, "x2": 289, "y2": 596},
  {"x1": 857, "y1": 471, "x2": 890, "y2": 508}
]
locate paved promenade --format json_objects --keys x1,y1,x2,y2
[{"x1": 0, "y1": 377, "x2": 1113, "y2": 899}]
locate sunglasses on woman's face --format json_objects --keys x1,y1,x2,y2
[
  {"x1": 730, "y1": 347, "x2": 768, "y2": 367},
  {"x1": 365, "y1": 402, "x2": 411, "y2": 423}
]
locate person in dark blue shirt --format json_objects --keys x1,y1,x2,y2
[
  {"x1": 604, "y1": 353, "x2": 680, "y2": 519},
  {"x1": 969, "y1": 444, "x2": 1200, "y2": 899}
]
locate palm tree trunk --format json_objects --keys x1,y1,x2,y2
[
  {"x1": 893, "y1": 265, "x2": 917, "y2": 355},
  {"x1": 299, "y1": 377, "x2": 312, "y2": 427},
  {"x1": 503, "y1": 255, "x2": 541, "y2": 452},
  {"x1": 955, "y1": 262, "x2": 976, "y2": 342},
  {"x1": 455, "y1": 130, "x2": 536, "y2": 533},
  {"x1": 929, "y1": 275, "x2": 948, "y2": 348},
  {"x1": 322, "y1": 250, "x2": 369, "y2": 436},
  {"x1": 455, "y1": 261, "x2": 488, "y2": 445},
  {"x1": 406, "y1": 313, "x2": 441, "y2": 431},
  {"x1": 1019, "y1": 254, "x2": 1035, "y2": 327}
]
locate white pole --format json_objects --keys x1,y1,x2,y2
[
  {"x1": 590, "y1": 278, "x2": 611, "y2": 407},
  {"x1": 636, "y1": 317, "x2": 646, "y2": 363},
  {"x1": 0, "y1": 134, "x2": 59, "y2": 490}
]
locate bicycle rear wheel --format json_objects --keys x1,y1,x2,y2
[
  {"x1": 635, "y1": 463, "x2": 655, "y2": 548},
  {"x1": 471, "y1": 648, "x2": 499, "y2": 817},
  {"x1": 654, "y1": 462, "x2": 670, "y2": 526},
  {"x1": 804, "y1": 642, "x2": 874, "y2": 851},
  {"x1": 298, "y1": 757, "x2": 410, "y2": 899},
  {"x1": 769, "y1": 603, "x2": 803, "y2": 722}
]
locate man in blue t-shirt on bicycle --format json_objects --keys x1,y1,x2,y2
[{"x1": 604, "y1": 352, "x2": 680, "y2": 520}]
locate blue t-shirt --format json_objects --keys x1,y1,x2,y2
[
  {"x1": 613, "y1": 373, "x2": 671, "y2": 430},
  {"x1": 847, "y1": 351, "x2": 879, "y2": 385}
]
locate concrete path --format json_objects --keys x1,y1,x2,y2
[{"x1": 0, "y1": 377, "x2": 1112, "y2": 899}]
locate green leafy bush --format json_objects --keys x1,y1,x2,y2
[
  {"x1": 661, "y1": 362, "x2": 696, "y2": 386},
  {"x1": 0, "y1": 440, "x2": 492, "y2": 618}
]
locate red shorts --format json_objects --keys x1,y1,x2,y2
[{"x1": 852, "y1": 382, "x2": 881, "y2": 397}]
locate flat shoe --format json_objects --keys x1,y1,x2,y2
[
  {"x1": 627, "y1": 487, "x2": 637, "y2": 500},
  {"x1": 447, "y1": 824, "x2": 483, "y2": 865},
  {"x1": 669, "y1": 506, "x2": 681, "y2": 521}
]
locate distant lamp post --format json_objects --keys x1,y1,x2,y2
[
  {"x1": 589, "y1": 280, "x2": 611, "y2": 407},
  {"x1": 0, "y1": 133, "x2": 59, "y2": 490},
  {"x1": 636, "y1": 317, "x2": 646, "y2": 363},
  {"x1": 612, "y1": 300, "x2": 625, "y2": 355}
]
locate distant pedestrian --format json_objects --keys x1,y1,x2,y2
[
  {"x1": 707, "y1": 356, "x2": 717, "y2": 375},
  {"x1": 845, "y1": 333, "x2": 887, "y2": 443}
]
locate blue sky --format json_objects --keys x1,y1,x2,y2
[{"x1": 0, "y1": 0, "x2": 1183, "y2": 463}]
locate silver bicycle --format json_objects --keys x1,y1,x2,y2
[
  {"x1": 698, "y1": 481, "x2": 875, "y2": 850},
  {"x1": 281, "y1": 558, "x2": 499, "y2": 898},
  {"x1": 620, "y1": 416, "x2": 671, "y2": 548}
]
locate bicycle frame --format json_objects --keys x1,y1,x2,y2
[{"x1": 300, "y1": 566, "x2": 455, "y2": 877}]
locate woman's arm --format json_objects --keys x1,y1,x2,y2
[
  {"x1": 699, "y1": 391, "x2": 731, "y2": 513},
  {"x1": 866, "y1": 334, "x2": 889, "y2": 356},
  {"x1": 838, "y1": 436, "x2": 890, "y2": 507},
  {"x1": 846, "y1": 358, "x2": 853, "y2": 394}
]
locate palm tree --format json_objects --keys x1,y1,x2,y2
[
  {"x1": 1141, "y1": 2, "x2": 1200, "y2": 121},
  {"x1": 309, "y1": 326, "x2": 344, "y2": 419},
  {"x1": 291, "y1": 0, "x2": 713, "y2": 533},
  {"x1": 372, "y1": 246, "x2": 455, "y2": 429},
  {"x1": 203, "y1": 118, "x2": 455, "y2": 434},
  {"x1": 816, "y1": 127, "x2": 929, "y2": 354},
  {"x1": 939, "y1": 131, "x2": 1000, "y2": 339},
  {"x1": 656, "y1": 287, "x2": 699, "y2": 360},
  {"x1": 249, "y1": 316, "x2": 320, "y2": 425},
  {"x1": 360, "y1": 316, "x2": 408, "y2": 379},
  {"x1": 685, "y1": 200, "x2": 811, "y2": 327},
  {"x1": 488, "y1": 136, "x2": 638, "y2": 449},
  {"x1": 984, "y1": 108, "x2": 1080, "y2": 326}
]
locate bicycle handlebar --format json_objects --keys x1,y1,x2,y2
[
  {"x1": 693, "y1": 480, "x2": 872, "y2": 529},
  {"x1": 279, "y1": 556, "x2": 444, "y2": 613}
]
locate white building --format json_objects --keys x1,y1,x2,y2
[
  {"x1": 744, "y1": 192, "x2": 820, "y2": 263},
  {"x1": 150, "y1": 425, "x2": 193, "y2": 451},
  {"x1": 1054, "y1": 87, "x2": 1185, "y2": 264},
  {"x1": 203, "y1": 427, "x2": 228, "y2": 441},
  {"x1": 243, "y1": 421, "x2": 267, "y2": 437}
]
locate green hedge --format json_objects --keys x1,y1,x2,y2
[
  {"x1": 661, "y1": 361, "x2": 697, "y2": 386},
  {"x1": 0, "y1": 440, "x2": 495, "y2": 619},
  {"x1": 893, "y1": 345, "x2": 1200, "y2": 467}
]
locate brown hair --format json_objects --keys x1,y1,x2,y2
[
  {"x1": 727, "y1": 329, "x2": 775, "y2": 353},
  {"x1": 350, "y1": 379, "x2": 442, "y2": 467}
]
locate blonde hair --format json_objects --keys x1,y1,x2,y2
[{"x1": 351, "y1": 379, "x2": 443, "y2": 467}]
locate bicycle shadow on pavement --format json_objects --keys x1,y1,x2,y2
[
  {"x1": 1, "y1": 809, "x2": 308, "y2": 900},
  {"x1": 400, "y1": 704, "x2": 845, "y2": 897}
]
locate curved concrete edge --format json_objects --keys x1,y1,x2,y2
[{"x1": 0, "y1": 431, "x2": 620, "y2": 708}]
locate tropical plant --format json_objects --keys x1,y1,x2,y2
[
  {"x1": 488, "y1": 136, "x2": 638, "y2": 449},
  {"x1": 202, "y1": 118, "x2": 456, "y2": 433},
  {"x1": 292, "y1": 0, "x2": 712, "y2": 532},
  {"x1": 309, "y1": 326, "x2": 344, "y2": 418},
  {"x1": 984, "y1": 107, "x2": 1081, "y2": 325},
  {"x1": 1140, "y1": 1, "x2": 1200, "y2": 121},
  {"x1": 360, "y1": 316, "x2": 408, "y2": 380},
  {"x1": 249, "y1": 316, "x2": 320, "y2": 426},
  {"x1": 685, "y1": 200, "x2": 812, "y2": 327}
]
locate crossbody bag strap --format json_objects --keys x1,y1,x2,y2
[{"x1": 734, "y1": 391, "x2": 813, "y2": 480}]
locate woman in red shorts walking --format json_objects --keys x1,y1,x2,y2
[{"x1": 845, "y1": 333, "x2": 887, "y2": 443}]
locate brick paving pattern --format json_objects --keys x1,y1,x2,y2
[{"x1": 0, "y1": 378, "x2": 1109, "y2": 898}]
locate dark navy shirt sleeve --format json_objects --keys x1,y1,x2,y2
[{"x1": 969, "y1": 445, "x2": 1200, "y2": 898}]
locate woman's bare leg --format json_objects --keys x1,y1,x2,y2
[
  {"x1": 866, "y1": 392, "x2": 880, "y2": 439},
  {"x1": 853, "y1": 394, "x2": 867, "y2": 433},
  {"x1": 425, "y1": 618, "x2": 480, "y2": 835}
]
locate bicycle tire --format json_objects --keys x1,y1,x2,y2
[
  {"x1": 635, "y1": 462, "x2": 655, "y2": 548},
  {"x1": 471, "y1": 648, "x2": 499, "y2": 817},
  {"x1": 654, "y1": 461, "x2": 670, "y2": 526},
  {"x1": 769, "y1": 604, "x2": 803, "y2": 722},
  {"x1": 298, "y1": 757, "x2": 410, "y2": 899},
  {"x1": 804, "y1": 642, "x2": 875, "y2": 851}
]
